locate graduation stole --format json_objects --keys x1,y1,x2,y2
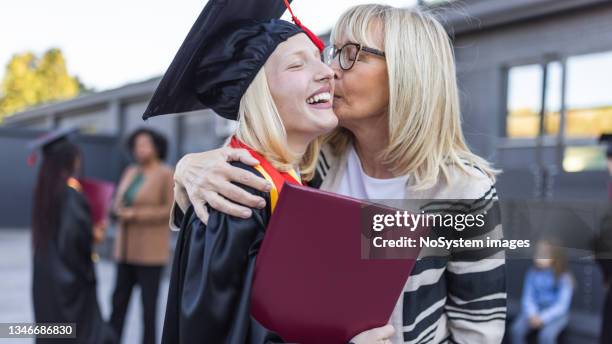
[
  {"x1": 67, "y1": 177, "x2": 83, "y2": 192},
  {"x1": 229, "y1": 136, "x2": 301, "y2": 212}
]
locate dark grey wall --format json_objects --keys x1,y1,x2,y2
[
  {"x1": 452, "y1": 2, "x2": 612, "y2": 199},
  {"x1": 0, "y1": 128, "x2": 121, "y2": 228}
]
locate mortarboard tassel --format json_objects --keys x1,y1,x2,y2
[
  {"x1": 27, "y1": 152, "x2": 37, "y2": 167},
  {"x1": 283, "y1": 0, "x2": 325, "y2": 52}
]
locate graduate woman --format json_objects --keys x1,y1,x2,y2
[
  {"x1": 142, "y1": 0, "x2": 393, "y2": 343},
  {"x1": 30, "y1": 128, "x2": 117, "y2": 344}
]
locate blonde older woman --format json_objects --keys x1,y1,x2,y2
[{"x1": 174, "y1": 5, "x2": 505, "y2": 344}]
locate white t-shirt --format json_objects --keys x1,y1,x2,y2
[
  {"x1": 333, "y1": 144, "x2": 409, "y2": 344},
  {"x1": 334, "y1": 144, "x2": 408, "y2": 200}
]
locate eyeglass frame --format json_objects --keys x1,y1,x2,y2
[{"x1": 323, "y1": 42, "x2": 386, "y2": 71}]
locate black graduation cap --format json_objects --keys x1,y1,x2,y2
[
  {"x1": 142, "y1": 0, "x2": 324, "y2": 121},
  {"x1": 600, "y1": 133, "x2": 612, "y2": 158},
  {"x1": 27, "y1": 127, "x2": 79, "y2": 166}
]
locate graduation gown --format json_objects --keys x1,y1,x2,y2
[
  {"x1": 162, "y1": 161, "x2": 286, "y2": 344},
  {"x1": 596, "y1": 209, "x2": 612, "y2": 344},
  {"x1": 32, "y1": 184, "x2": 117, "y2": 344}
]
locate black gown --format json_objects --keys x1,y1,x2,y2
[
  {"x1": 32, "y1": 185, "x2": 117, "y2": 344},
  {"x1": 162, "y1": 162, "x2": 285, "y2": 343},
  {"x1": 596, "y1": 210, "x2": 612, "y2": 344}
]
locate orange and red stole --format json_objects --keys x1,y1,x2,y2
[{"x1": 229, "y1": 136, "x2": 301, "y2": 212}]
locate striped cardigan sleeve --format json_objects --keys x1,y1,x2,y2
[{"x1": 443, "y1": 184, "x2": 507, "y2": 344}]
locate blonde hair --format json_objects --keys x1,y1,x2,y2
[
  {"x1": 235, "y1": 68, "x2": 320, "y2": 181},
  {"x1": 328, "y1": 4, "x2": 499, "y2": 189}
]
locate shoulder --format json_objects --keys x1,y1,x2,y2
[
  {"x1": 121, "y1": 164, "x2": 139, "y2": 179},
  {"x1": 159, "y1": 163, "x2": 174, "y2": 174},
  {"x1": 438, "y1": 161, "x2": 497, "y2": 200},
  {"x1": 317, "y1": 142, "x2": 337, "y2": 177},
  {"x1": 63, "y1": 185, "x2": 91, "y2": 221},
  {"x1": 227, "y1": 161, "x2": 267, "y2": 198},
  {"x1": 560, "y1": 272, "x2": 574, "y2": 286},
  {"x1": 184, "y1": 161, "x2": 270, "y2": 229},
  {"x1": 156, "y1": 163, "x2": 174, "y2": 179},
  {"x1": 65, "y1": 184, "x2": 87, "y2": 205}
]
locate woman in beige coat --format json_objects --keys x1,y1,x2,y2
[{"x1": 110, "y1": 127, "x2": 174, "y2": 344}]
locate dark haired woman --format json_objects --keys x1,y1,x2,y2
[
  {"x1": 110, "y1": 127, "x2": 174, "y2": 344},
  {"x1": 31, "y1": 129, "x2": 117, "y2": 343}
]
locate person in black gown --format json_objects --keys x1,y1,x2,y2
[
  {"x1": 30, "y1": 128, "x2": 117, "y2": 344},
  {"x1": 596, "y1": 134, "x2": 612, "y2": 344},
  {"x1": 141, "y1": 1, "x2": 396, "y2": 343}
]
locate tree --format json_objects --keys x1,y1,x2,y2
[{"x1": 0, "y1": 48, "x2": 83, "y2": 122}]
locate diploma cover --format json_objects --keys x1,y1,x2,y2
[
  {"x1": 251, "y1": 183, "x2": 426, "y2": 344},
  {"x1": 79, "y1": 177, "x2": 115, "y2": 224}
]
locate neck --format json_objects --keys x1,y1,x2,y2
[
  {"x1": 285, "y1": 131, "x2": 312, "y2": 163},
  {"x1": 140, "y1": 158, "x2": 160, "y2": 171},
  {"x1": 346, "y1": 115, "x2": 393, "y2": 178}
]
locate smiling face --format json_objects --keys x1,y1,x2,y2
[
  {"x1": 330, "y1": 21, "x2": 389, "y2": 130},
  {"x1": 264, "y1": 33, "x2": 338, "y2": 148}
]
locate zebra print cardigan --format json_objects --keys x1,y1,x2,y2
[{"x1": 313, "y1": 143, "x2": 506, "y2": 344}]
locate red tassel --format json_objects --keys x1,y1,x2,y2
[
  {"x1": 283, "y1": 0, "x2": 324, "y2": 52},
  {"x1": 27, "y1": 152, "x2": 37, "y2": 167}
]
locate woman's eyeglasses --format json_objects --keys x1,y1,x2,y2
[{"x1": 323, "y1": 42, "x2": 385, "y2": 71}]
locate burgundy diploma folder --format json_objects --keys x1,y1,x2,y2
[
  {"x1": 251, "y1": 183, "x2": 423, "y2": 344},
  {"x1": 79, "y1": 177, "x2": 115, "y2": 224}
]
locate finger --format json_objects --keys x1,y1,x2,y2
[
  {"x1": 217, "y1": 180, "x2": 267, "y2": 209},
  {"x1": 226, "y1": 165, "x2": 272, "y2": 192},
  {"x1": 224, "y1": 147, "x2": 259, "y2": 166},
  {"x1": 205, "y1": 191, "x2": 253, "y2": 218},
  {"x1": 192, "y1": 201, "x2": 210, "y2": 224},
  {"x1": 373, "y1": 325, "x2": 395, "y2": 339}
]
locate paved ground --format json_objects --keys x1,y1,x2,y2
[{"x1": 0, "y1": 229, "x2": 170, "y2": 344}]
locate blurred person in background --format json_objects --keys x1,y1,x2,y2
[
  {"x1": 110, "y1": 128, "x2": 173, "y2": 344},
  {"x1": 596, "y1": 212, "x2": 612, "y2": 344},
  {"x1": 30, "y1": 128, "x2": 117, "y2": 344},
  {"x1": 595, "y1": 133, "x2": 612, "y2": 344},
  {"x1": 511, "y1": 240, "x2": 574, "y2": 344}
]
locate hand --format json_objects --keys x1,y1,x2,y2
[
  {"x1": 349, "y1": 324, "x2": 395, "y2": 344},
  {"x1": 529, "y1": 315, "x2": 543, "y2": 329},
  {"x1": 93, "y1": 220, "x2": 108, "y2": 244},
  {"x1": 116, "y1": 207, "x2": 136, "y2": 221},
  {"x1": 174, "y1": 146, "x2": 272, "y2": 221}
]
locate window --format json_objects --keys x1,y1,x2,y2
[
  {"x1": 504, "y1": 50, "x2": 612, "y2": 172},
  {"x1": 565, "y1": 51, "x2": 612, "y2": 138},
  {"x1": 505, "y1": 62, "x2": 562, "y2": 138},
  {"x1": 562, "y1": 146, "x2": 606, "y2": 172},
  {"x1": 506, "y1": 64, "x2": 542, "y2": 138}
]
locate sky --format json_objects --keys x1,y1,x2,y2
[{"x1": 0, "y1": 0, "x2": 415, "y2": 92}]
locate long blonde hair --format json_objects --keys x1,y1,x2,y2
[
  {"x1": 328, "y1": 4, "x2": 499, "y2": 189},
  {"x1": 235, "y1": 68, "x2": 320, "y2": 181}
]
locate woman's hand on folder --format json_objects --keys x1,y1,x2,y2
[
  {"x1": 349, "y1": 324, "x2": 395, "y2": 344},
  {"x1": 174, "y1": 147, "x2": 272, "y2": 220}
]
